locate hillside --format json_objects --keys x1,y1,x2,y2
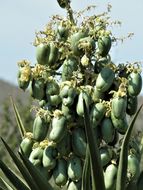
[
  {"x1": 0, "y1": 79, "x2": 30, "y2": 107},
  {"x1": 0, "y1": 79, "x2": 33, "y2": 136}
]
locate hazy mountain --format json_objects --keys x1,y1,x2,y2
[{"x1": 0, "y1": 79, "x2": 30, "y2": 105}]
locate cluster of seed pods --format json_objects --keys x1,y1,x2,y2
[{"x1": 17, "y1": 10, "x2": 142, "y2": 189}]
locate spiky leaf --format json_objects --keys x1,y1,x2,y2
[
  {"x1": 1, "y1": 138, "x2": 39, "y2": 190},
  {"x1": 10, "y1": 97, "x2": 26, "y2": 137},
  {"x1": 19, "y1": 152, "x2": 53, "y2": 190},
  {"x1": 0, "y1": 160, "x2": 30, "y2": 190},
  {"x1": 81, "y1": 145, "x2": 91, "y2": 190},
  {"x1": 83, "y1": 100, "x2": 105, "y2": 190},
  {"x1": 0, "y1": 178, "x2": 15, "y2": 190},
  {"x1": 116, "y1": 104, "x2": 143, "y2": 190}
]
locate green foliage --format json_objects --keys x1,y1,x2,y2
[{"x1": 0, "y1": 1, "x2": 143, "y2": 190}]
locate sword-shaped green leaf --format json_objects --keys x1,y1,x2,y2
[
  {"x1": 83, "y1": 100, "x2": 105, "y2": 190},
  {"x1": 116, "y1": 104, "x2": 143, "y2": 190},
  {"x1": 0, "y1": 160, "x2": 30, "y2": 190},
  {"x1": 10, "y1": 96, "x2": 26, "y2": 137},
  {"x1": 81, "y1": 144, "x2": 91, "y2": 190},
  {"x1": 1, "y1": 138, "x2": 40, "y2": 190},
  {"x1": 19, "y1": 152, "x2": 53, "y2": 190},
  {"x1": 0, "y1": 177, "x2": 15, "y2": 190}
]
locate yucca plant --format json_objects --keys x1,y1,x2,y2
[{"x1": 0, "y1": 1, "x2": 143, "y2": 190}]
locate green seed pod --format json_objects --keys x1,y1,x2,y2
[
  {"x1": 90, "y1": 102, "x2": 106, "y2": 128},
  {"x1": 72, "y1": 127, "x2": 86, "y2": 158},
  {"x1": 36, "y1": 43, "x2": 59, "y2": 67},
  {"x1": 111, "y1": 96, "x2": 127, "y2": 119},
  {"x1": 48, "y1": 42, "x2": 59, "y2": 67},
  {"x1": 46, "y1": 78, "x2": 60, "y2": 96},
  {"x1": 92, "y1": 86, "x2": 104, "y2": 102},
  {"x1": 111, "y1": 112, "x2": 128, "y2": 134},
  {"x1": 18, "y1": 78, "x2": 30, "y2": 91},
  {"x1": 126, "y1": 95, "x2": 138, "y2": 116},
  {"x1": 104, "y1": 163, "x2": 118, "y2": 190},
  {"x1": 67, "y1": 155, "x2": 82, "y2": 181},
  {"x1": 61, "y1": 103, "x2": 73, "y2": 121},
  {"x1": 76, "y1": 90, "x2": 91, "y2": 117},
  {"x1": 60, "y1": 83, "x2": 72, "y2": 97},
  {"x1": 56, "y1": 130, "x2": 71, "y2": 156},
  {"x1": 19, "y1": 133, "x2": 34, "y2": 157},
  {"x1": 57, "y1": 0, "x2": 69, "y2": 8},
  {"x1": 46, "y1": 79, "x2": 61, "y2": 106},
  {"x1": 53, "y1": 158, "x2": 68, "y2": 186},
  {"x1": 100, "y1": 147, "x2": 113, "y2": 167},
  {"x1": 42, "y1": 145, "x2": 57, "y2": 170},
  {"x1": 60, "y1": 83, "x2": 77, "y2": 107},
  {"x1": 70, "y1": 31, "x2": 88, "y2": 56},
  {"x1": 63, "y1": 96, "x2": 74, "y2": 107},
  {"x1": 67, "y1": 180, "x2": 81, "y2": 190},
  {"x1": 57, "y1": 24, "x2": 69, "y2": 41},
  {"x1": 101, "y1": 117, "x2": 115, "y2": 144},
  {"x1": 29, "y1": 147, "x2": 43, "y2": 167},
  {"x1": 98, "y1": 35, "x2": 112, "y2": 57},
  {"x1": 47, "y1": 95, "x2": 62, "y2": 106},
  {"x1": 96, "y1": 67, "x2": 115, "y2": 92},
  {"x1": 128, "y1": 72, "x2": 142, "y2": 96},
  {"x1": 49, "y1": 110, "x2": 67, "y2": 143},
  {"x1": 17, "y1": 67, "x2": 30, "y2": 91},
  {"x1": 36, "y1": 43, "x2": 50, "y2": 65},
  {"x1": 30, "y1": 79, "x2": 45, "y2": 100},
  {"x1": 33, "y1": 116, "x2": 49, "y2": 142},
  {"x1": 39, "y1": 100, "x2": 47, "y2": 108},
  {"x1": 127, "y1": 154, "x2": 140, "y2": 182},
  {"x1": 62, "y1": 56, "x2": 78, "y2": 81}
]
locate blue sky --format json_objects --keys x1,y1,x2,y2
[{"x1": 0, "y1": 0, "x2": 143, "y2": 85}]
